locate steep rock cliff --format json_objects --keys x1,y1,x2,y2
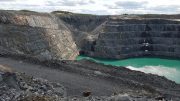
[
  {"x1": 53, "y1": 12, "x2": 107, "y2": 49},
  {"x1": 1, "y1": 10, "x2": 180, "y2": 60},
  {"x1": 0, "y1": 10, "x2": 79, "y2": 61},
  {"x1": 79, "y1": 16, "x2": 180, "y2": 59}
]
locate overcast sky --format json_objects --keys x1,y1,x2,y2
[{"x1": 0, "y1": 0, "x2": 179, "y2": 15}]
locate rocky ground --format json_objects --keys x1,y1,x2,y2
[
  {"x1": 0, "y1": 66, "x2": 66, "y2": 101},
  {"x1": 0, "y1": 56, "x2": 180, "y2": 101},
  {"x1": 0, "y1": 71, "x2": 174, "y2": 101}
]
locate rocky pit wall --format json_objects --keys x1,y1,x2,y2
[
  {"x1": 0, "y1": 10, "x2": 79, "y2": 61},
  {"x1": 1, "y1": 10, "x2": 180, "y2": 60},
  {"x1": 76, "y1": 16, "x2": 180, "y2": 59},
  {"x1": 55, "y1": 12, "x2": 107, "y2": 49}
]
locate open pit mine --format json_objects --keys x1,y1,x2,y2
[{"x1": 0, "y1": 10, "x2": 180, "y2": 101}]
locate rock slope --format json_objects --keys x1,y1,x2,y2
[
  {"x1": 0, "y1": 67, "x2": 66, "y2": 101},
  {"x1": 1, "y1": 10, "x2": 180, "y2": 60},
  {"x1": 0, "y1": 10, "x2": 78, "y2": 61},
  {"x1": 54, "y1": 11, "x2": 107, "y2": 50},
  {"x1": 55, "y1": 12, "x2": 180, "y2": 59}
]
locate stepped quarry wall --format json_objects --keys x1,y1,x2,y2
[
  {"x1": 0, "y1": 10, "x2": 79, "y2": 61},
  {"x1": 1, "y1": 10, "x2": 180, "y2": 60},
  {"x1": 81, "y1": 17, "x2": 180, "y2": 59}
]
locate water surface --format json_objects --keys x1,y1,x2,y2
[{"x1": 77, "y1": 55, "x2": 180, "y2": 83}]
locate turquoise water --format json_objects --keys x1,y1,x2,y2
[{"x1": 76, "y1": 55, "x2": 180, "y2": 83}]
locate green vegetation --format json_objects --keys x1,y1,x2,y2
[
  {"x1": 52, "y1": 10, "x2": 96, "y2": 16},
  {"x1": 19, "y1": 10, "x2": 38, "y2": 13}
]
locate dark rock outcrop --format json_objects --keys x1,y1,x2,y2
[{"x1": 0, "y1": 10, "x2": 79, "y2": 61}]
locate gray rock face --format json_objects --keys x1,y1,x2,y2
[
  {"x1": 1, "y1": 10, "x2": 180, "y2": 60},
  {"x1": 0, "y1": 73, "x2": 2, "y2": 82},
  {"x1": 80, "y1": 17, "x2": 180, "y2": 59},
  {"x1": 55, "y1": 13, "x2": 107, "y2": 50},
  {"x1": 0, "y1": 10, "x2": 79, "y2": 60}
]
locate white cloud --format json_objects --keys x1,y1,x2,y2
[
  {"x1": 0, "y1": 0, "x2": 15, "y2": 2},
  {"x1": 0, "y1": 0, "x2": 180, "y2": 15}
]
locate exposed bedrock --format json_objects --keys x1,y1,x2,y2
[
  {"x1": 54, "y1": 12, "x2": 107, "y2": 49},
  {"x1": 1, "y1": 10, "x2": 180, "y2": 60},
  {"x1": 0, "y1": 10, "x2": 79, "y2": 61},
  {"x1": 80, "y1": 17, "x2": 180, "y2": 59}
]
